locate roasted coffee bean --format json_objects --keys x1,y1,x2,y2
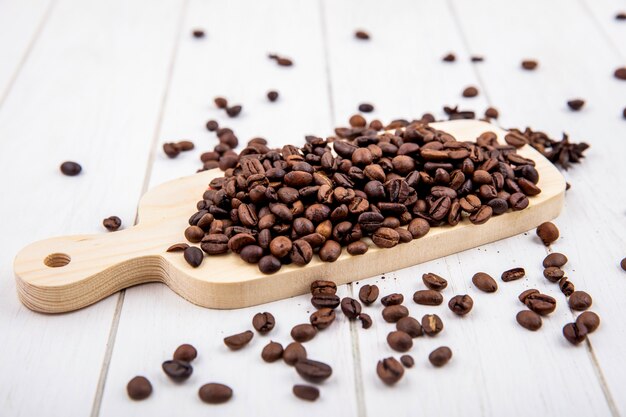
[
  {"x1": 358, "y1": 212, "x2": 384, "y2": 232},
  {"x1": 563, "y1": 322, "x2": 587, "y2": 345},
  {"x1": 510, "y1": 192, "x2": 530, "y2": 210},
  {"x1": 177, "y1": 140, "x2": 194, "y2": 151},
  {"x1": 521, "y1": 59, "x2": 538, "y2": 70},
  {"x1": 543, "y1": 253, "x2": 568, "y2": 268},
  {"x1": 291, "y1": 324, "x2": 318, "y2": 342},
  {"x1": 355, "y1": 30, "x2": 370, "y2": 40},
  {"x1": 226, "y1": 105, "x2": 242, "y2": 117},
  {"x1": 448, "y1": 294, "x2": 473, "y2": 316},
  {"x1": 252, "y1": 312, "x2": 275, "y2": 333},
  {"x1": 382, "y1": 305, "x2": 409, "y2": 323},
  {"x1": 228, "y1": 233, "x2": 255, "y2": 253},
  {"x1": 192, "y1": 29, "x2": 205, "y2": 38},
  {"x1": 408, "y1": 218, "x2": 430, "y2": 238},
  {"x1": 214, "y1": 96, "x2": 228, "y2": 108},
  {"x1": 319, "y1": 240, "x2": 342, "y2": 262},
  {"x1": 198, "y1": 383, "x2": 232, "y2": 404},
  {"x1": 372, "y1": 227, "x2": 400, "y2": 248},
  {"x1": 341, "y1": 297, "x2": 362, "y2": 319},
  {"x1": 429, "y1": 346, "x2": 452, "y2": 367},
  {"x1": 163, "y1": 143, "x2": 181, "y2": 158},
  {"x1": 525, "y1": 293, "x2": 557, "y2": 316},
  {"x1": 469, "y1": 205, "x2": 493, "y2": 225},
  {"x1": 396, "y1": 316, "x2": 423, "y2": 338},
  {"x1": 283, "y1": 342, "x2": 307, "y2": 365},
  {"x1": 568, "y1": 291, "x2": 592, "y2": 311},
  {"x1": 293, "y1": 384, "x2": 320, "y2": 401},
  {"x1": 462, "y1": 86, "x2": 479, "y2": 97},
  {"x1": 358, "y1": 313, "x2": 373, "y2": 329},
  {"x1": 173, "y1": 344, "x2": 197, "y2": 362},
  {"x1": 358, "y1": 103, "x2": 374, "y2": 112},
  {"x1": 103, "y1": 216, "x2": 122, "y2": 231},
  {"x1": 559, "y1": 278, "x2": 575, "y2": 297},
  {"x1": 413, "y1": 290, "x2": 443, "y2": 306},
  {"x1": 240, "y1": 245, "x2": 264, "y2": 263},
  {"x1": 167, "y1": 242, "x2": 189, "y2": 252},
  {"x1": 543, "y1": 266, "x2": 564, "y2": 282},
  {"x1": 269, "y1": 236, "x2": 292, "y2": 258},
  {"x1": 537, "y1": 222, "x2": 559, "y2": 246},
  {"x1": 516, "y1": 310, "x2": 542, "y2": 331},
  {"x1": 472, "y1": 272, "x2": 498, "y2": 293},
  {"x1": 349, "y1": 114, "x2": 367, "y2": 127},
  {"x1": 576, "y1": 311, "x2": 600, "y2": 333},
  {"x1": 310, "y1": 308, "x2": 336, "y2": 330},
  {"x1": 162, "y1": 360, "x2": 193, "y2": 382},
  {"x1": 471, "y1": 55, "x2": 484, "y2": 62},
  {"x1": 127, "y1": 376, "x2": 152, "y2": 400},
  {"x1": 519, "y1": 289, "x2": 540, "y2": 303},
  {"x1": 347, "y1": 240, "x2": 368, "y2": 255},
  {"x1": 501, "y1": 267, "x2": 525, "y2": 282},
  {"x1": 261, "y1": 341, "x2": 284, "y2": 362},
  {"x1": 295, "y1": 359, "x2": 333, "y2": 383},
  {"x1": 400, "y1": 355, "x2": 414, "y2": 368},
  {"x1": 223, "y1": 330, "x2": 254, "y2": 350},
  {"x1": 381, "y1": 293, "x2": 404, "y2": 306},
  {"x1": 267, "y1": 90, "x2": 279, "y2": 102},
  {"x1": 421, "y1": 314, "x2": 444, "y2": 336},
  {"x1": 422, "y1": 272, "x2": 448, "y2": 291},
  {"x1": 258, "y1": 255, "x2": 281, "y2": 274},
  {"x1": 201, "y1": 233, "x2": 229, "y2": 255},
  {"x1": 359, "y1": 284, "x2": 379, "y2": 305},
  {"x1": 290, "y1": 239, "x2": 313, "y2": 265},
  {"x1": 485, "y1": 107, "x2": 499, "y2": 119},
  {"x1": 567, "y1": 99, "x2": 585, "y2": 111},
  {"x1": 185, "y1": 225, "x2": 205, "y2": 243},
  {"x1": 621, "y1": 257, "x2": 626, "y2": 271},
  {"x1": 377, "y1": 357, "x2": 404, "y2": 385},
  {"x1": 387, "y1": 330, "x2": 413, "y2": 352},
  {"x1": 183, "y1": 246, "x2": 204, "y2": 268},
  {"x1": 206, "y1": 120, "x2": 218, "y2": 131},
  {"x1": 311, "y1": 294, "x2": 340, "y2": 309},
  {"x1": 60, "y1": 161, "x2": 82, "y2": 176},
  {"x1": 442, "y1": 52, "x2": 456, "y2": 62},
  {"x1": 311, "y1": 280, "x2": 337, "y2": 295}
]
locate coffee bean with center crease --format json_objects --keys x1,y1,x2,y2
[
  {"x1": 311, "y1": 294, "x2": 340, "y2": 309},
  {"x1": 525, "y1": 293, "x2": 557, "y2": 315},
  {"x1": 290, "y1": 239, "x2": 313, "y2": 265},
  {"x1": 516, "y1": 310, "x2": 542, "y2": 331},
  {"x1": 199, "y1": 383, "x2": 233, "y2": 404},
  {"x1": 381, "y1": 293, "x2": 404, "y2": 306},
  {"x1": 377, "y1": 357, "x2": 404, "y2": 385},
  {"x1": 429, "y1": 346, "x2": 452, "y2": 367},
  {"x1": 519, "y1": 289, "x2": 540, "y2": 303},
  {"x1": 400, "y1": 354, "x2": 414, "y2": 368},
  {"x1": 543, "y1": 266, "x2": 564, "y2": 282},
  {"x1": 559, "y1": 278, "x2": 575, "y2": 296},
  {"x1": 422, "y1": 314, "x2": 444, "y2": 336},
  {"x1": 262, "y1": 341, "x2": 284, "y2": 362},
  {"x1": 200, "y1": 233, "x2": 229, "y2": 255},
  {"x1": 563, "y1": 322, "x2": 587, "y2": 345},
  {"x1": 293, "y1": 385, "x2": 320, "y2": 401},
  {"x1": 183, "y1": 246, "x2": 204, "y2": 268},
  {"x1": 173, "y1": 344, "x2": 197, "y2": 362},
  {"x1": 469, "y1": 205, "x2": 493, "y2": 225},
  {"x1": 372, "y1": 227, "x2": 400, "y2": 248},
  {"x1": 396, "y1": 316, "x2": 423, "y2": 338},
  {"x1": 291, "y1": 324, "x2": 318, "y2": 342},
  {"x1": 387, "y1": 331, "x2": 413, "y2": 352},
  {"x1": 103, "y1": 216, "x2": 122, "y2": 231},
  {"x1": 252, "y1": 312, "x2": 275, "y2": 333},
  {"x1": 358, "y1": 313, "x2": 373, "y2": 329},
  {"x1": 283, "y1": 342, "x2": 307, "y2": 365},
  {"x1": 576, "y1": 311, "x2": 600, "y2": 333},
  {"x1": 568, "y1": 291, "x2": 592, "y2": 311},
  {"x1": 359, "y1": 284, "x2": 379, "y2": 305},
  {"x1": 60, "y1": 161, "x2": 82, "y2": 176},
  {"x1": 472, "y1": 272, "x2": 498, "y2": 292},
  {"x1": 310, "y1": 280, "x2": 337, "y2": 295},
  {"x1": 162, "y1": 360, "x2": 193, "y2": 382},
  {"x1": 127, "y1": 376, "x2": 152, "y2": 400},
  {"x1": 341, "y1": 297, "x2": 362, "y2": 319},
  {"x1": 413, "y1": 290, "x2": 443, "y2": 306},
  {"x1": 295, "y1": 359, "x2": 333, "y2": 383},
  {"x1": 501, "y1": 267, "x2": 525, "y2": 282},
  {"x1": 224, "y1": 330, "x2": 254, "y2": 350},
  {"x1": 448, "y1": 294, "x2": 473, "y2": 316},
  {"x1": 543, "y1": 253, "x2": 568, "y2": 268},
  {"x1": 422, "y1": 273, "x2": 448, "y2": 291},
  {"x1": 310, "y1": 308, "x2": 336, "y2": 330},
  {"x1": 536, "y1": 222, "x2": 559, "y2": 245},
  {"x1": 382, "y1": 305, "x2": 409, "y2": 323}
]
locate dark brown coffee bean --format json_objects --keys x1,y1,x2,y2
[
  {"x1": 377, "y1": 357, "x2": 404, "y2": 385},
  {"x1": 252, "y1": 312, "x2": 275, "y2": 334},
  {"x1": 311, "y1": 294, "x2": 340, "y2": 309},
  {"x1": 290, "y1": 239, "x2": 313, "y2": 265},
  {"x1": 269, "y1": 236, "x2": 292, "y2": 258},
  {"x1": 617, "y1": 12, "x2": 626, "y2": 20},
  {"x1": 319, "y1": 240, "x2": 342, "y2": 262},
  {"x1": 173, "y1": 344, "x2": 197, "y2": 362},
  {"x1": 614, "y1": 67, "x2": 626, "y2": 80},
  {"x1": 358, "y1": 313, "x2": 373, "y2": 329},
  {"x1": 569, "y1": 291, "x2": 592, "y2": 311},
  {"x1": 472, "y1": 272, "x2": 498, "y2": 293},
  {"x1": 381, "y1": 293, "x2": 404, "y2": 306},
  {"x1": 519, "y1": 289, "x2": 540, "y2": 303},
  {"x1": 198, "y1": 383, "x2": 232, "y2": 404},
  {"x1": 162, "y1": 360, "x2": 192, "y2": 382},
  {"x1": 167, "y1": 243, "x2": 189, "y2": 252},
  {"x1": 103, "y1": 216, "x2": 122, "y2": 231},
  {"x1": 448, "y1": 294, "x2": 473, "y2": 316},
  {"x1": 525, "y1": 293, "x2": 557, "y2": 316},
  {"x1": 201, "y1": 233, "x2": 229, "y2": 255},
  {"x1": 240, "y1": 245, "x2": 264, "y2": 263},
  {"x1": 559, "y1": 278, "x2": 575, "y2": 297},
  {"x1": 192, "y1": 29, "x2": 205, "y2": 38},
  {"x1": 310, "y1": 307, "x2": 336, "y2": 330},
  {"x1": 163, "y1": 142, "x2": 181, "y2": 158},
  {"x1": 206, "y1": 120, "x2": 218, "y2": 131},
  {"x1": 214, "y1": 96, "x2": 228, "y2": 108},
  {"x1": 621, "y1": 257, "x2": 626, "y2": 271},
  {"x1": 576, "y1": 311, "x2": 600, "y2": 333},
  {"x1": 261, "y1": 341, "x2": 283, "y2": 362},
  {"x1": 226, "y1": 105, "x2": 242, "y2": 117},
  {"x1": 543, "y1": 266, "x2": 564, "y2": 282},
  {"x1": 485, "y1": 107, "x2": 499, "y2": 119},
  {"x1": 223, "y1": 330, "x2": 254, "y2": 350},
  {"x1": 183, "y1": 246, "x2": 203, "y2": 268},
  {"x1": 543, "y1": 253, "x2": 568, "y2": 268},
  {"x1": 462, "y1": 86, "x2": 479, "y2": 97},
  {"x1": 501, "y1": 267, "x2": 525, "y2": 282},
  {"x1": 267, "y1": 90, "x2": 279, "y2": 102},
  {"x1": 355, "y1": 30, "x2": 370, "y2": 40},
  {"x1": 516, "y1": 310, "x2": 542, "y2": 331},
  {"x1": 293, "y1": 384, "x2": 319, "y2": 401},
  {"x1": 382, "y1": 305, "x2": 409, "y2": 323},
  {"x1": 372, "y1": 227, "x2": 400, "y2": 248},
  {"x1": 521, "y1": 59, "x2": 538, "y2": 70},
  {"x1": 563, "y1": 322, "x2": 587, "y2": 345},
  {"x1": 400, "y1": 355, "x2": 414, "y2": 368},
  {"x1": 228, "y1": 233, "x2": 255, "y2": 253},
  {"x1": 469, "y1": 205, "x2": 493, "y2": 225},
  {"x1": 177, "y1": 140, "x2": 194, "y2": 151},
  {"x1": 283, "y1": 342, "x2": 307, "y2": 365},
  {"x1": 347, "y1": 240, "x2": 368, "y2": 255},
  {"x1": 185, "y1": 225, "x2": 205, "y2": 243},
  {"x1": 504, "y1": 132, "x2": 528, "y2": 148},
  {"x1": 341, "y1": 297, "x2": 362, "y2": 319},
  {"x1": 127, "y1": 376, "x2": 152, "y2": 400},
  {"x1": 422, "y1": 273, "x2": 448, "y2": 291},
  {"x1": 567, "y1": 99, "x2": 585, "y2": 111},
  {"x1": 396, "y1": 316, "x2": 423, "y2": 338},
  {"x1": 291, "y1": 324, "x2": 318, "y2": 342},
  {"x1": 295, "y1": 359, "x2": 332, "y2": 383},
  {"x1": 387, "y1": 330, "x2": 413, "y2": 352},
  {"x1": 258, "y1": 255, "x2": 281, "y2": 274},
  {"x1": 413, "y1": 290, "x2": 443, "y2": 306},
  {"x1": 358, "y1": 103, "x2": 374, "y2": 112},
  {"x1": 60, "y1": 161, "x2": 82, "y2": 176},
  {"x1": 429, "y1": 346, "x2": 452, "y2": 367},
  {"x1": 310, "y1": 280, "x2": 337, "y2": 295},
  {"x1": 442, "y1": 52, "x2": 456, "y2": 62},
  {"x1": 408, "y1": 218, "x2": 430, "y2": 239},
  {"x1": 421, "y1": 314, "x2": 444, "y2": 336},
  {"x1": 359, "y1": 284, "x2": 379, "y2": 305},
  {"x1": 471, "y1": 55, "x2": 484, "y2": 62}
]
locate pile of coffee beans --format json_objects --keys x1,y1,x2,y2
[{"x1": 176, "y1": 121, "x2": 543, "y2": 273}]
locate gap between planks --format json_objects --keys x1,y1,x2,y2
[
  {"x1": 577, "y1": 0, "x2": 625, "y2": 61},
  {"x1": 89, "y1": 0, "x2": 191, "y2": 415}
]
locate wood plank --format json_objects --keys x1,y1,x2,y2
[
  {"x1": 0, "y1": 0, "x2": 185, "y2": 415},
  {"x1": 580, "y1": 0, "x2": 626, "y2": 60},
  {"x1": 98, "y1": 0, "x2": 359, "y2": 415},
  {"x1": 322, "y1": 0, "x2": 615, "y2": 415}
]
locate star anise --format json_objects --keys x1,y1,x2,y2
[
  {"x1": 508, "y1": 127, "x2": 589, "y2": 170},
  {"x1": 443, "y1": 106, "x2": 476, "y2": 120}
]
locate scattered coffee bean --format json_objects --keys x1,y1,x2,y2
[
  {"x1": 60, "y1": 161, "x2": 82, "y2": 176},
  {"x1": 372, "y1": 227, "x2": 400, "y2": 248},
  {"x1": 267, "y1": 90, "x2": 279, "y2": 102},
  {"x1": 269, "y1": 54, "x2": 294, "y2": 66},
  {"x1": 471, "y1": 55, "x2": 484, "y2": 62},
  {"x1": 358, "y1": 284, "x2": 379, "y2": 305},
  {"x1": 126, "y1": 376, "x2": 152, "y2": 400},
  {"x1": 387, "y1": 330, "x2": 413, "y2": 352},
  {"x1": 524, "y1": 292, "x2": 557, "y2": 315},
  {"x1": 358, "y1": 313, "x2": 373, "y2": 329},
  {"x1": 448, "y1": 294, "x2": 473, "y2": 316},
  {"x1": 311, "y1": 294, "x2": 340, "y2": 309},
  {"x1": 377, "y1": 357, "x2": 404, "y2": 385},
  {"x1": 355, "y1": 30, "x2": 370, "y2": 40},
  {"x1": 421, "y1": 314, "x2": 444, "y2": 336},
  {"x1": 382, "y1": 305, "x2": 409, "y2": 323},
  {"x1": 616, "y1": 12, "x2": 626, "y2": 20},
  {"x1": 349, "y1": 114, "x2": 366, "y2": 127},
  {"x1": 396, "y1": 316, "x2": 423, "y2": 338},
  {"x1": 293, "y1": 384, "x2": 320, "y2": 401},
  {"x1": 472, "y1": 272, "x2": 498, "y2": 293},
  {"x1": 226, "y1": 105, "x2": 242, "y2": 117},
  {"x1": 103, "y1": 216, "x2": 122, "y2": 231},
  {"x1": 568, "y1": 291, "x2": 592, "y2": 311},
  {"x1": 162, "y1": 360, "x2": 193, "y2": 382},
  {"x1": 183, "y1": 246, "x2": 204, "y2": 268},
  {"x1": 422, "y1": 272, "x2": 448, "y2": 291},
  {"x1": 429, "y1": 346, "x2": 452, "y2": 367},
  {"x1": 442, "y1": 52, "x2": 456, "y2": 62},
  {"x1": 310, "y1": 308, "x2": 336, "y2": 330},
  {"x1": 559, "y1": 278, "x2": 575, "y2": 297},
  {"x1": 223, "y1": 330, "x2": 254, "y2": 350},
  {"x1": 567, "y1": 99, "x2": 585, "y2": 111},
  {"x1": 501, "y1": 267, "x2": 525, "y2": 282},
  {"x1": 340, "y1": 297, "x2": 362, "y2": 319},
  {"x1": 413, "y1": 289, "x2": 443, "y2": 306},
  {"x1": 177, "y1": 140, "x2": 194, "y2": 151},
  {"x1": 543, "y1": 253, "x2": 568, "y2": 268},
  {"x1": 536, "y1": 222, "x2": 559, "y2": 245},
  {"x1": 311, "y1": 280, "x2": 337, "y2": 295},
  {"x1": 261, "y1": 341, "x2": 284, "y2": 362},
  {"x1": 521, "y1": 60, "x2": 538, "y2": 70},
  {"x1": 620, "y1": 257, "x2": 626, "y2": 271},
  {"x1": 173, "y1": 344, "x2": 197, "y2": 362},
  {"x1": 291, "y1": 324, "x2": 318, "y2": 342},
  {"x1": 462, "y1": 86, "x2": 479, "y2": 98},
  {"x1": 283, "y1": 342, "x2": 307, "y2": 365},
  {"x1": 167, "y1": 243, "x2": 189, "y2": 252},
  {"x1": 614, "y1": 67, "x2": 626, "y2": 80},
  {"x1": 198, "y1": 383, "x2": 232, "y2": 404},
  {"x1": 381, "y1": 293, "x2": 404, "y2": 306},
  {"x1": 516, "y1": 310, "x2": 542, "y2": 331},
  {"x1": 519, "y1": 289, "x2": 540, "y2": 303},
  {"x1": 563, "y1": 322, "x2": 587, "y2": 345},
  {"x1": 295, "y1": 359, "x2": 333, "y2": 383},
  {"x1": 206, "y1": 120, "x2": 218, "y2": 131},
  {"x1": 358, "y1": 103, "x2": 374, "y2": 112},
  {"x1": 214, "y1": 97, "x2": 228, "y2": 108},
  {"x1": 543, "y1": 266, "x2": 564, "y2": 282},
  {"x1": 400, "y1": 354, "x2": 414, "y2": 368},
  {"x1": 163, "y1": 142, "x2": 181, "y2": 158},
  {"x1": 576, "y1": 311, "x2": 600, "y2": 333},
  {"x1": 192, "y1": 29, "x2": 205, "y2": 38},
  {"x1": 485, "y1": 107, "x2": 499, "y2": 119},
  {"x1": 252, "y1": 312, "x2": 275, "y2": 333}
]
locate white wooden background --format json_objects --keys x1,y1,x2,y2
[{"x1": 1, "y1": 0, "x2": 625, "y2": 416}]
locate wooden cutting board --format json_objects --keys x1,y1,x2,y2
[{"x1": 14, "y1": 120, "x2": 566, "y2": 313}]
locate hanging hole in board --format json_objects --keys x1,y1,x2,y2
[{"x1": 44, "y1": 253, "x2": 71, "y2": 268}]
